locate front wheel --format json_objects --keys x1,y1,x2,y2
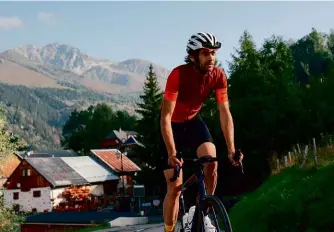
[{"x1": 197, "y1": 195, "x2": 233, "y2": 232}]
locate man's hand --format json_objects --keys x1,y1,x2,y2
[
  {"x1": 228, "y1": 150, "x2": 244, "y2": 167},
  {"x1": 168, "y1": 153, "x2": 183, "y2": 168}
]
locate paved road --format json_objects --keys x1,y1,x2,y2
[{"x1": 95, "y1": 222, "x2": 166, "y2": 232}]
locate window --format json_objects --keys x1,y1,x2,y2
[
  {"x1": 13, "y1": 192, "x2": 19, "y2": 200},
  {"x1": 22, "y1": 170, "x2": 25, "y2": 176},
  {"x1": 33, "y1": 190, "x2": 41, "y2": 198},
  {"x1": 27, "y1": 169, "x2": 31, "y2": 176}
]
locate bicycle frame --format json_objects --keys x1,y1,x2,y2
[
  {"x1": 180, "y1": 160, "x2": 207, "y2": 199},
  {"x1": 172, "y1": 151, "x2": 243, "y2": 232},
  {"x1": 178, "y1": 159, "x2": 209, "y2": 232}
]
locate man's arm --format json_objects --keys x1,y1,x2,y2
[
  {"x1": 160, "y1": 99, "x2": 177, "y2": 156},
  {"x1": 160, "y1": 68, "x2": 182, "y2": 167},
  {"x1": 215, "y1": 69, "x2": 239, "y2": 165},
  {"x1": 218, "y1": 101, "x2": 235, "y2": 154}
]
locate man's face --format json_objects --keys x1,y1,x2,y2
[{"x1": 198, "y1": 48, "x2": 217, "y2": 72}]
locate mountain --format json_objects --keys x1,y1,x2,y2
[
  {"x1": 0, "y1": 43, "x2": 169, "y2": 93},
  {"x1": 0, "y1": 42, "x2": 170, "y2": 151}
]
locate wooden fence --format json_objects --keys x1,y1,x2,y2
[{"x1": 270, "y1": 137, "x2": 333, "y2": 174}]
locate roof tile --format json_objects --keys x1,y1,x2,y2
[
  {"x1": 61, "y1": 156, "x2": 119, "y2": 183},
  {"x1": 90, "y1": 149, "x2": 141, "y2": 173},
  {"x1": 25, "y1": 158, "x2": 88, "y2": 187}
]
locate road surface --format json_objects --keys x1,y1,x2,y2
[{"x1": 95, "y1": 222, "x2": 166, "y2": 232}]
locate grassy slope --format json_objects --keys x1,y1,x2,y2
[{"x1": 229, "y1": 153, "x2": 334, "y2": 232}]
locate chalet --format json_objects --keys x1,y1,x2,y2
[
  {"x1": 3, "y1": 156, "x2": 118, "y2": 213},
  {"x1": 100, "y1": 129, "x2": 139, "y2": 149},
  {"x1": 90, "y1": 149, "x2": 141, "y2": 197},
  {"x1": 0, "y1": 149, "x2": 78, "y2": 188},
  {"x1": 16, "y1": 149, "x2": 79, "y2": 159},
  {"x1": 100, "y1": 129, "x2": 144, "y2": 166},
  {"x1": 0, "y1": 152, "x2": 21, "y2": 188}
]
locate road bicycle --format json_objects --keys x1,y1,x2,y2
[{"x1": 170, "y1": 149, "x2": 243, "y2": 232}]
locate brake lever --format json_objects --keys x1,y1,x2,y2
[
  {"x1": 233, "y1": 149, "x2": 244, "y2": 174},
  {"x1": 170, "y1": 165, "x2": 181, "y2": 182}
]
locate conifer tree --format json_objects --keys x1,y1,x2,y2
[{"x1": 135, "y1": 64, "x2": 163, "y2": 167}]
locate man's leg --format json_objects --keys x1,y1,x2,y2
[
  {"x1": 197, "y1": 142, "x2": 217, "y2": 195},
  {"x1": 191, "y1": 116, "x2": 217, "y2": 195},
  {"x1": 163, "y1": 167, "x2": 183, "y2": 232}
]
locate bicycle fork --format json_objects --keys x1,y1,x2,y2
[
  {"x1": 180, "y1": 163, "x2": 207, "y2": 232},
  {"x1": 190, "y1": 166, "x2": 207, "y2": 232},
  {"x1": 191, "y1": 166, "x2": 207, "y2": 232}
]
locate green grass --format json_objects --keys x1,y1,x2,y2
[{"x1": 229, "y1": 160, "x2": 334, "y2": 232}]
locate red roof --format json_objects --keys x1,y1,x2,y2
[{"x1": 90, "y1": 149, "x2": 141, "y2": 173}]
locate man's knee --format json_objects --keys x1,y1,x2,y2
[
  {"x1": 197, "y1": 142, "x2": 216, "y2": 158},
  {"x1": 197, "y1": 142, "x2": 218, "y2": 174}
]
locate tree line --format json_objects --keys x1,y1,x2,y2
[
  {"x1": 0, "y1": 109, "x2": 27, "y2": 232},
  {"x1": 61, "y1": 28, "x2": 334, "y2": 196}
]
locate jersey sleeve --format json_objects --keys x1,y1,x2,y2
[
  {"x1": 215, "y1": 69, "x2": 229, "y2": 103},
  {"x1": 164, "y1": 68, "x2": 180, "y2": 101}
]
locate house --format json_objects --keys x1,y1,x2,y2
[
  {"x1": 16, "y1": 149, "x2": 79, "y2": 159},
  {"x1": 3, "y1": 156, "x2": 118, "y2": 213},
  {"x1": 100, "y1": 128, "x2": 144, "y2": 165},
  {"x1": 90, "y1": 149, "x2": 141, "y2": 197},
  {"x1": 0, "y1": 152, "x2": 21, "y2": 188},
  {"x1": 0, "y1": 149, "x2": 78, "y2": 188},
  {"x1": 100, "y1": 129, "x2": 139, "y2": 148}
]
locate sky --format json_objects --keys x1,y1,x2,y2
[{"x1": 0, "y1": 1, "x2": 334, "y2": 71}]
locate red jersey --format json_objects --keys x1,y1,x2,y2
[{"x1": 163, "y1": 63, "x2": 229, "y2": 122}]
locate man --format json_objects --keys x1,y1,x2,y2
[{"x1": 159, "y1": 32, "x2": 243, "y2": 232}]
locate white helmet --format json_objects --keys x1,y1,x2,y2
[{"x1": 186, "y1": 32, "x2": 221, "y2": 54}]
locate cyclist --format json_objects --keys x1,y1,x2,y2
[{"x1": 159, "y1": 32, "x2": 243, "y2": 232}]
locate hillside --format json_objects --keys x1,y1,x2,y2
[
  {"x1": 229, "y1": 150, "x2": 334, "y2": 232},
  {"x1": 0, "y1": 42, "x2": 169, "y2": 151},
  {"x1": 0, "y1": 59, "x2": 68, "y2": 89},
  {"x1": 0, "y1": 82, "x2": 139, "y2": 151}
]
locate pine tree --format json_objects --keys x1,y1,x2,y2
[{"x1": 135, "y1": 64, "x2": 163, "y2": 167}]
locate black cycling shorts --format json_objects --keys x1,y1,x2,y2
[{"x1": 159, "y1": 113, "x2": 214, "y2": 170}]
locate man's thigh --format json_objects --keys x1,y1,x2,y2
[
  {"x1": 185, "y1": 115, "x2": 215, "y2": 154},
  {"x1": 158, "y1": 115, "x2": 215, "y2": 169},
  {"x1": 159, "y1": 122, "x2": 187, "y2": 171}
]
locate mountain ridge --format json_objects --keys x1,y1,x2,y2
[{"x1": 0, "y1": 42, "x2": 169, "y2": 94}]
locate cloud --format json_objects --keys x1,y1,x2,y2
[
  {"x1": 37, "y1": 12, "x2": 57, "y2": 25},
  {"x1": 0, "y1": 16, "x2": 23, "y2": 29}
]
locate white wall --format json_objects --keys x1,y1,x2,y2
[
  {"x1": 50, "y1": 187, "x2": 66, "y2": 208},
  {"x1": 4, "y1": 187, "x2": 52, "y2": 212},
  {"x1": 4, "y1": 184, "x2": 105, "y2": 212},
  {"x1": 88, "y1": 184, "x2": 104, "y2": 197}
]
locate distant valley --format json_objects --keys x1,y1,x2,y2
[{"x1": 0, "y1": 43, "x2": 170, "y2": 151}]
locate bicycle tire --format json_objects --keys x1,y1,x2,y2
[{"x1": 197, "y1": 195, "x2": 233, "y2": 232}]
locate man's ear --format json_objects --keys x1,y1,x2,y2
[{"x1": 189, "y1": 55, "x2": 196, "y2": 63}]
